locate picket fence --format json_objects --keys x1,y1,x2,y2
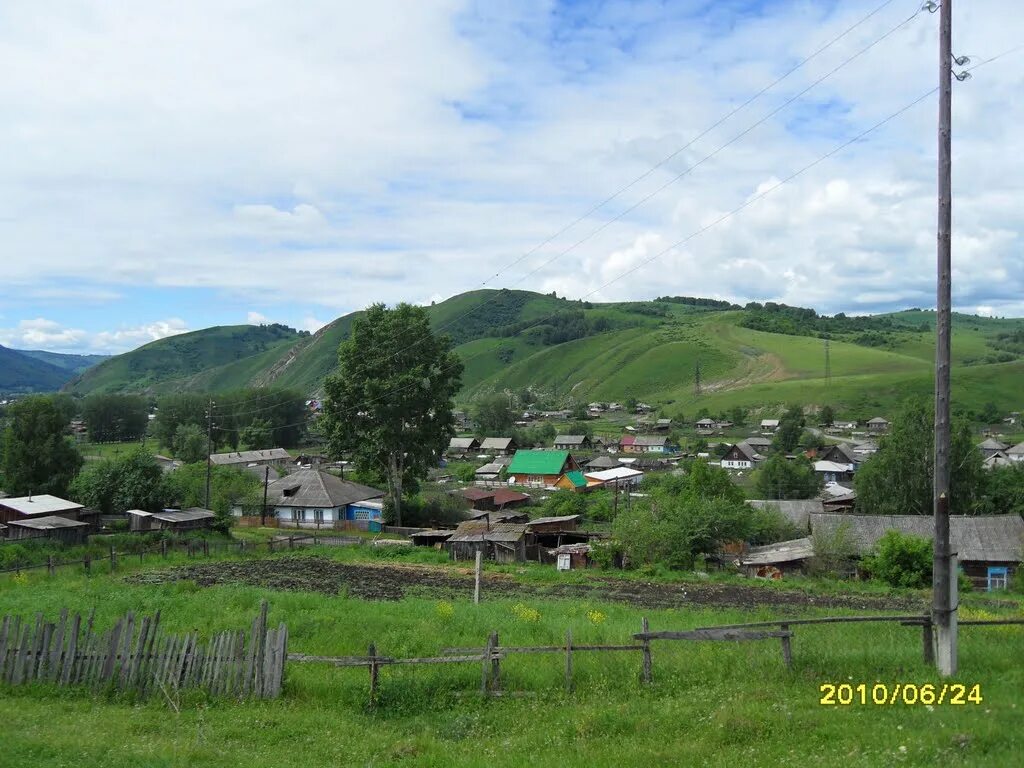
[{"x1": 0, "y1": 600, "x2": 286, "y2": 700}]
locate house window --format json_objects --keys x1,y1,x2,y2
[
  {"x1": 352, "y1": 508, "x2": 371, "y2": 521},
  {"x1": 313, "y1": 509, "x2": 324, "y2": 523},
  {"x1": 291, "y1": 508, "x2": 304, "y2": 522},
  {"x1": 987, "y1": 566, "x2": 1009, "y2": 591}
]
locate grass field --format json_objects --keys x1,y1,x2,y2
[{"x1": 1, "y1": 547, "x2": 1021, "y2": 767}]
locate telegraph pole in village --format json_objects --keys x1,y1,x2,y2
[{"x1": 932, "y1": 0, "x2": 956, "y2": 676}]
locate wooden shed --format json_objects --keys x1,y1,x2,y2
[
  {"x1": 5, "y1": 515, "x2": 90, "y2": 544},
  {"x1": 445, "y1": 521, "x2": 528, "y2": 563},
  {"x1": 129, "y1": 508, "x2": 217, "y2": 532}
]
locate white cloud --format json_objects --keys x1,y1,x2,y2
[
  {"x1": 90, "y1": 319, "x2": 190, "y2": 353},
  {"x1": 247, "y1": 311, "x2": 271, "y2": 325},
  {"x1": 0, "y1": 318, "x2": 89, "y2": 350},
  {"x1": 0, "y1": 0, "x2": 1021, "y2": 338},
  {"x1": 301, "y1": 315, "x2": 329, "y2": 334}
]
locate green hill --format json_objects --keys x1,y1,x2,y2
[
  {"x1": 61, "y1": 291, "x2": 1024, "y2": 419},
  {"x1": 15, "y1": 350, "x2": 110, "y2": 374},
  {"x1": 0, "y1": 345, "x2": 73, "y2": 393},
  {"x1": 63, "y1": 324, "x2": 304, "y2": 395}
]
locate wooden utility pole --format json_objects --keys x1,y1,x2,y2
[
  {"x1": 261, "y1": 465, "x2": 270, "y2": 527},
  {"x1": 205, "y1": 398, "x2": 215, "y2": 510},
  {"x1": 933, "y1": 0, "x2": 957, "y2": 676}
]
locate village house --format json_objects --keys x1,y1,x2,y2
[
  {"x1": 619, "y1": 434, "x2": 638, "y2": 453},
  {"x1": 809, "y1": 513, "x2": 1024, "y2": 591},
  {"x1": 0, "y1": 495, "x2": 84, "y2": 525},
  {"x1": 759, "y1": 419, "x2": 780, "y2": 432},
  {"x1": 446, "y1": 521, "x2": 528, "y2": 564},
  {"x1": 554, "y1": 470, "x2": 603, "y2": 492},
  {"x1": 584, "y1": 455, "x2": 622, "y2": 471},
  {"x1": 592, "y1": 435, "x2": 620, "y2": 452},
  {"x1": 694, "y1": 417, "x2": 716, "y2": 433},
  {"x1": 554, "y1": 434, "x2": 591, "y2": 451},
  {"x1": 506, "y1": 450, "x2": 579, "y2": 488},
  {"x1": 473, "y1": 461, "x2": 505, "y2": 483},
  {"x1": 447, "y1": 436, "x2": 481, "y2": 456},
  {"x1": 983, "y1": 452, "x2": 1015, "y2": 470},
  {"x1": 261, "y1": 468, "x2": 385, "y2": 530},
  {"x1": 653, "y1": 418, "x2": 673, "y2": 432},
  {"x1": 634, "y1": 435, "x2": 670, "y2": 453},
  {"x1": 866, "y1": 417, "x2": 890, "y2": 433},
  {"x1": 480, "y1": 437, "x2": 517, "y2": 456},
  {"x1": 460, "y1": 488, "x2": 531, "y2": 512},
  {"x1": 209, "y1": 448, "x2": 291, "y2": 468},
  {"x1": 817, "y1": 443, "x2": 858, "y2": 471},
  {"x1": 721, "y1": 442, "x2": 762, "y2": 470},
  {"x1": 978, "y1": 437, "x2": 1009, "y2": 459},
  {"x1": 1005, "y1": 441, "x2": 1024, "y2": 463},
  {"x1": 814, "y1": 460, "x2": 855, "y2": 484}
]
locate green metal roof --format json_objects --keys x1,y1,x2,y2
[
  {"x1": 563, "y1": 471, "x2": 587, "y2": 488},
  {"x1": 507, "y1": 450, "x2": 570, "y2": 476}
]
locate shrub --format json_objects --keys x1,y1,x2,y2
[
  {"x1": 863, "y1": 530, "x2": 933, "y2": 588},
  {"x1": 809, "y1": 521, "x2": 859, "y2": 578}
]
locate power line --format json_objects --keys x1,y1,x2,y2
[
  {"x1": 250, "y1": 0, "x2": 927, "y2": 393},
  {"x1": 318, "y1": 82, "x2": 946, "y2": 427}
]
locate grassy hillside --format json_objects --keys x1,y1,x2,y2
[
  {"x1": 61, "y1": 291, "x2": 1024, "y2": 418},
  {"x1": 15, "y1": 350, "x2": 109, "y2": 374},
  {"x1": 0, "y1": 345, "x2": 73, "y2": 393},
  {"x1": 63, "y1": 325, "x2": 302, "y2": 395}
]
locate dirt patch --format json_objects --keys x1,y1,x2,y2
[{"x1": 125, "y1": 555, "x2": 925, "y2": 612}]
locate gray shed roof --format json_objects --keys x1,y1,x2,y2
[
  {"x1": 448, "y1": 521, "x2": 528, "y2": 543},
  {"x1": 748, "y1": 499, "x2": 822, "y2": 531},
  {"x1": 7, "y1": 515, "x2": 89, "y2": 531},
  {"x1": 480, "y1": 437, "x2": 515, "y2": 450},
  {"x1": 267, "y1": 469, "x2": 384, "y2": 509},
  {"x1": 978, "y1": 437, "x2": 1009, "y2": 451},
  {"x1": 448, "y1": 437, "x2": 479, "y2": 450},
  {"x1": 152, "y1": 508, "x2": 217, "y2": 524},
  {"x1": 634, "y1": 435, "x2": 668, "y2": 447},
  {"x1": 740, "y1": 537, "x2": 815, "y2": 566},
  {"x1": 809, "y1": 513, "x2": 1024, "y2": 563},
  {"x1": 745, "y1": 436, "x2": 773, "y2": 448},
  {"x1": 528, "y1": 514, "x2": 582, "y2": 526},
  {"x1": 1007, "y1": 442, "x2": 1024, "y2": 456}
]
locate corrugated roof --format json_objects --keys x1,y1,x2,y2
[
  {"x1": 0, "y1": 495, "x2": 83, "y2": 517},
  {"x1": 528, "y1": 514, "x2": 581, "y2": 526},
  {"x1": 209, "y1": 448, "x2": 290, "y2": 465},
  {"x1": 267, "y1": 469, "x2": 384, "y2": 509},
  {"x1": 507, "y1": 450, "x2": 571, "y2": 476},
  {"x1": 809, "y1": 513, "x2": 1024, "y2": 563},
  {"x1": 585, "y1": 467, "x2": 644, "y2": 482},
  {"x1": 448, "y1": 521, "x2": 527, "y2": 543},
  {"x1": 151, "y1": 508, "x2": 216, "y2": 524}
]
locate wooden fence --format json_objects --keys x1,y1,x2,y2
[{"x1": 0, "y1": 601, "x2": 286, "y2": 700}]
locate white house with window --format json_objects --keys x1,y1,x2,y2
[{"x1": 261, "y1": 468, "x2": 385, "y2": 531}]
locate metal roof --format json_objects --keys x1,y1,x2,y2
[
  {"x1": 554, "y1": 435, "x2": 589, "y2": 445},
  {"x1": 150, "y1": 508, "x2": 217, "y2": 523},
  {"x1": 528, "y1": 514, "x2": 581, "y2": 526},
  {"x1": 480, "y1": 437, "x2": 515, "y2": 450},
  {"x1": 507, "y1": 450, "x2": 571, "y2": 476},
  {"x1": 0, "y1": 495, "x2": 83, "y2": 517},
  {"x1": 634, "y1": 436, "x2": 667, "y2": 446},
  {"x1": 809, "y1": 513, "x2": 1024, "y2": 563},
  {"x1": 448, "y1": 521, "x2": 528, "y2": 543},
  {"x1": 585, "y1": 467, "x2": 644, "y2": 482},
  {"x1": 561, "y1": 471, "x2": 588, "y2": 488},
  {"x1": 448, "y1": 437, "x2": 479, "y2": 450},
  {"x1": 209, "y1": 448, "x2": 291, "y2": 465}
]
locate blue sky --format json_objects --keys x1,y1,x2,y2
[{"x1": 1, "y1": 0, "x2": 1022, "y2": 353}]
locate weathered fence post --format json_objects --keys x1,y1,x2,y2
[
  {"x1": 481, "y1": 632, "x2": 493, "y2": 694},
  {"x1": 641, "y1": 617, "x2": 652, "y2": 684},
  {"x1": 109, "y1": 546, "x2": 117, "y2": 572},
  {"x1": 489, "y1": 631, "x2": 500, "y2": 694},
  {"x1": 203, "y1": 540, "x2": 209, "y2": 557},
  {"x1": 922, "y1": 614, "x2": 935, "y2": 666},
  {"x1": 474, "y1": 550, "x2": 482, "y2": 605},
  {"x1": 47, "y1": 556, "x2": 55, "y2": 577},
  {"x1": 161, "y1": 539, "x2": 168, "y2": 558},
  {"x1": 288, "y1": 536, "x2": 294, "y2": 550},
  {"x1": 780, "y1": 623, "x2": 793, "y2": 670},
  {"x1": 368, "y1": 643, "x2": 379, "y2": 707},
  {"x1": 565, "y1": 628, "x2": 573, "y2": 693}
]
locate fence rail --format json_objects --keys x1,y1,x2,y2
[{"x1": 0, "y1": 601, "x2": 286, "y2": 700}]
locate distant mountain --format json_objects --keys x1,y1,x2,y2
[
  {"x1": 59, "y1": 291, "x2": 1024, "y2": 418},
  {"x1": 16, "y1": 350, "x2": 110, "y2": 374},
  {"x1": 0, "y1": 345, "x2": 73, "y2": 393}
]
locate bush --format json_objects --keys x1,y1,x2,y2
[
  {"x1": 1011, "y1": 567, "x2": 1024, "y2": 594},
  {"x1": 863, "y1": 530, "x2": 933, "y2": 588},
  {"x1": 809, "y1": 521, "x2": 859, "y2": 578}
]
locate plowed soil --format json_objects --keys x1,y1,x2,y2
[{"x1": 126, "y1": 555, "x2": 925, "y2": 612}]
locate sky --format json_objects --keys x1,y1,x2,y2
[{"x1": 1, "y1": 0, "x2": 1022, "y2": 354}]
